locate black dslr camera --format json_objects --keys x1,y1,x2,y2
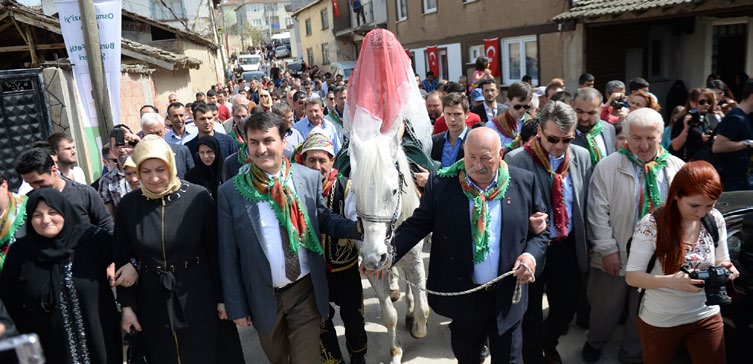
[
  {"x1": 611, "y1": 97, "x2": 629, "y2": 110},
  {"x1": 689, "y1": 266, "x2": 732, "y2": 306},
  {"x1": 687, "y1": 109, "x2": 704, "y2": 128}
]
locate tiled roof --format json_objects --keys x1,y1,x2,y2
[{"x1": 553, "y1": 0, "x2": 697, "y2": 21}]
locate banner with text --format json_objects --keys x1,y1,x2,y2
[
  {"x1": 484, "y1": 38, "x2": 500, "y2": 78},
  {"x1": 56, "y1": 0, "x2": 121, "y2": 128},
  {"x1": 426, "y1": 46, "x2": 439, "y2": 78},
  {"x1": 56, "y1": 0, "x2": 121, "y2": 181}
]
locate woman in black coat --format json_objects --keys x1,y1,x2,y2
[
  {"x1": 115, "y1": 135, "x2": 243, "y2": 364},
  {"x1": 0, "y1": 188, "x2": 121, "y2": 364}
]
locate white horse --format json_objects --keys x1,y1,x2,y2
[{"x1": 350, "y1": 133, "x2": 430, "y2": 364}]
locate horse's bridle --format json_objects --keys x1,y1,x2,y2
[{"x1": 356, "y1": 162, "x2": 407, "y2": 248}]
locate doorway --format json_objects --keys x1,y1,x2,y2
[{"x1": 712, "y1": 23, "x2": 747, "y2": 97}]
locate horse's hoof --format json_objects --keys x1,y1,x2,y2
[
  {"x1": 390, "y1": 289, "x2": 400, "y2": 302},
  {"x1": 405, "y1": 315, "x2": 414, "y2": 332}
]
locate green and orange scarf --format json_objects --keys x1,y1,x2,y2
[
  {"x1": 525, "y1": 137, "x2": 570, "y2": 238},
  {"x1": 619, "y1": 146, "x2": 670, "y2": 218},
  {"x1": 582, "y1": 122, "x2": 604, "y2": 165},
  {"x1": 0, "y1": 192, "x2": 27, "y2": 270},
  {"x1": 233, "y1": 158, "x2": 323, "y2": 254},
  {"x1": 437, "y1": 159, "x2": 510, "y2": 263}
]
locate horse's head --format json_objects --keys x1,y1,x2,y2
[{"x1": 350, "y1": 132, "x2": 406, "y2": 270}]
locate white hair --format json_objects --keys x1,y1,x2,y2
[
  {"x1": 140, "y1": 112, "x2": 164, "y2": 128},
  {"x1": 625, "y1": 108, "x2": 663, "y2": 136}
]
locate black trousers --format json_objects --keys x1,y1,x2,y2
[
  {"x1": 320, "y1": 263, "x2": 367, "y2": 362},
  {"x1": 449, "y1": 289, "x2": 523, "y2": 364},
  {"x1": 522, "y1": 236, "x2": 580, "y2": 364}
]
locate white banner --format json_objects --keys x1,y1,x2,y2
[{"x1": 56, "y1": 0, "x2": 121, "y2": 128}]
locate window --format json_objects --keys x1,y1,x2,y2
[
  {"x1": 468, "y1": 45, "x2": 483, "y2": 64},
  {"x1": 423, "y1": 0, "x2": 437, "y2": 13},
  {"x1": 305, "y1": 18, "x2": 312, "y2": 36},
  {"x1": 250, "y1": 4, "x2": 261, "y2": 12},
  {"x1": 502, "y1": 36, "x2": 538, "y2": 86},
  {"x1": 307, "y1": 48, "x2": 315, "y2": 67},
  {"x1": 320, "y1": 9, "x2": 329, "y2": 29},
  {"x1": 322, "y1": 43, "x2": 330, "y2": 64},
  {"x1": 252, "y1": 19, "x2": 262, "y2": 26},
  {"x1": 285, "y1": 17, "x2": 294, "y2": 26},
  {"x1": 396, "y1": 0, "x2": 407, "y2": 21},
  {"x1": 150, "y1": 0, "x2": 186, "y2": 21}
]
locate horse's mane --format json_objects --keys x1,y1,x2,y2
[{"x1": 352, "y1": 135, "x2": 419, "y2": 219}]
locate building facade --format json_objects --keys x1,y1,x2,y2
[
  {"x1": 386, "y1": 0, "x2": 573, "y2": 89},
  {"x1": 292, "y1": 0, "x2": 337, "y2": 67}
]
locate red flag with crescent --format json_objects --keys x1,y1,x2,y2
[
  {"x1": 333, "y1": 0, "x2": 340, "y2": 17},
  {"x1": 427, "y1": 46, "x2": 439, "y2": 77},
  {"x1": 484, "y1": 38, "x2": 500, "y2": 77}
]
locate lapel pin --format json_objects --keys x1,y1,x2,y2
[{"x1": 507, "y1": 197, "x2": 511, "y2": 205}]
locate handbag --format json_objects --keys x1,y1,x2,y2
[{"x1": 126, "y1": 327, "x2": 148, "y2": 364}]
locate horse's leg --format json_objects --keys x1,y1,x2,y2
[
  {"x1": 389, "y1": 266, "x2": 400, "y2": 302},
  {"x1": 368, "y1": 273, "x2": 402, "y2": 363},
  {"x1": 397, "y1": 261, "x2": 416, "y2": 333},
  {"x1": 401, "y1": 240, "x2": 429, "y2": 339}
]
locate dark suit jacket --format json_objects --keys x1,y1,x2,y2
[
  {"x1": 471, "y1": 103, "x2": 508, "y2": 124},
  {"x1": 573, "y1": 120, "x2": 617, "y2": 158},
  {"x1": 392, "y1": 165, "x2": 549, "y2": 334},
  {"x1": 217, "y1": 164, "x2": 360, "y2": 334},
  {"x1": 505, "y1": 144, "x2": 592, "y2": 272},
  {"x1": 168, "y1": 142, "x2": 195, "y2": 179},
  {"x1": 430, "y1": 132, "x2": 465, "y2": 164}
]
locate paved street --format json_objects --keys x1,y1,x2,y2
[{"x1": 237, "y1": 242, "x2": 631, "y2": 364}]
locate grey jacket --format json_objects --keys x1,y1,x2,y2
[
  {"x1": 217, "y1": 163, "x2": 360, "y2": 333},
  {"x1": 573, "y1": 120, "x2": 618, "y2": 159},
  {"x1": 505, "y1": 144, "x2": 593, "y2": 272}
]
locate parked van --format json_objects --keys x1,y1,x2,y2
[
  {"x1": 238, "y1": 54, "x2": 263, "y2": 72},
  {"x1": 329, "y1": 61, "x2": 356, "y2": 81}
]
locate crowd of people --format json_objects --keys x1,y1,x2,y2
[{"x1": 0, "y1": 27, "x2": 749, "y2": 364}]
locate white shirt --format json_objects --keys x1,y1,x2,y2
[
  {"x1": 483, "y1": 102, "x2": 498, "y2": 123},
  {"x1": 71, "y1": 166, "x2": 87, "y2": 184},
  {"x1": 257, "y1": 173, "x2": 311, "y2": 288}
]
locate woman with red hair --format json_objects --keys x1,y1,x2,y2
[{"x1": 626, "y1": 161, "x2": 739, "y2": 363}]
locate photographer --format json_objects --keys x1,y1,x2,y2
[
  {"x1": 601, "y1": 80, "x2": 629, "y2": 124},
  {"x1": 626, "y1": 161, "x2": 738, "y2": 364},
  {"x1": 670, "y1": 88, "x2": 716, "y2": 162}
]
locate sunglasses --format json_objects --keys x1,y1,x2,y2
[
  {"x1": 698, "y1": 99, "x2": 710, "y2": 106},
  {"x1": 512, "y1": 104, "x2": 531, "y2": 110},
  {"x1": 542, "y1": 133, "x2": 575, "y2": 145}
]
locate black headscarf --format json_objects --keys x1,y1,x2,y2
[
  {"x1": 22, "y1": 188, "x2": 94, "y2": 310},
  {"x1": 20, "y1": 188, "x2": 97, "y2": 362},
  {"x1": 186, "y1": 135, "x2": 224, "y2": 199}
]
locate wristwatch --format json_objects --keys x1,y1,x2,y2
[{"x1": 745, "y1": 140, "x2": 752, "y2": 148}]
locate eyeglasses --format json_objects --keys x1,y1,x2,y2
[
  {"x1": 327, "y1": 97, "x2": 335, "y2": 101},
  {"x1": 698, "y1": 99, "x2": 710, "y2": 105},
  {"x1": 512, "y1": 104, "x2": 531, "y2": 110},
  {"x1": 542, "y1": 132, "x2": 575, "y2": 145},
  {"x1": 260, "y1": 94, "x2": 270, "y2": 98}
]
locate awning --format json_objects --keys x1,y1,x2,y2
[{"x1": 553, "y1": 0, "x2": 697, "y2": 21}]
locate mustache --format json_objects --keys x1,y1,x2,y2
[{"x1": 468, "y1": 167, "x2": 491, "y2": 175}]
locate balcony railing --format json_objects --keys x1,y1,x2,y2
[
  {"x1": 334, "y1": 1, "x2": 376, "y2": 33},
  {"x1": 333, "y1": 0, "x2": 352, "y2": 32}
]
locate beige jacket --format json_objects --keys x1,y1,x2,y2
[{"x1": 586, "y1": 151, "x2": 685, "y2": 275}]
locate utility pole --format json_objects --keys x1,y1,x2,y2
[{"x1": 77, "y1": 0, "x2": 114, "y2": 139}]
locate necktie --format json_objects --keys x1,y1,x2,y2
[{"x1": 279, "y1": 223, "x2": 301, "y2": 283}]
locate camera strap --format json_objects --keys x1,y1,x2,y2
[{"x1": 633, "y1": 213, "x2": 719, "y2": 315}]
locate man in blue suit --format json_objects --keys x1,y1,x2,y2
[
  {"x1": 384, "y1": 127, "x2": 549, "y2": 363},
  {"x1": 217, "y1": 112, "x2": 361, "y2": 363}
]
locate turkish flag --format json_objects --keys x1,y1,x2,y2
[
  {"x1": 484, "y1": 38, "x2": 500, "y2": 77},
  {"x1": 427, "y1": 46, "x2": 439, "y2": 77},
  {"x1": 333, "y1": 0, "x2": 339, "y2": 17}
]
